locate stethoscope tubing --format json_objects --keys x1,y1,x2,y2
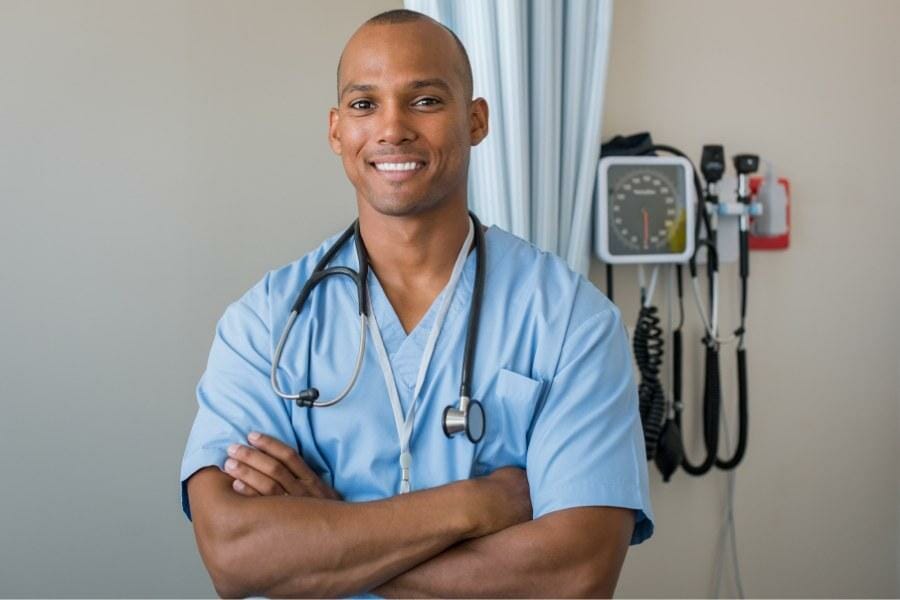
[
  {"x1": 271, "y1": 310, "x2": 368, "y2": 407},
  {"x1": 270, "y1": 213, "x2": 485, "y2": 419}
]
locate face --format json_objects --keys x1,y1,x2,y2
[{"x1": 329, "y1": 21, "x2": 488, "y2": 217}]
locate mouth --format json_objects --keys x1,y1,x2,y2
[{"x1": 369, "y1": 159, "x2": 427, "y2": 182}]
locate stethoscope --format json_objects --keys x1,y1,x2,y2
[{"x1": 269, "y1": 212, "x2": 487, "y2": 460}]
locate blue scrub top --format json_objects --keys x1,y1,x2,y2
[{"x1": 180, "y1": 225, "x2": 654, "y2": 545}]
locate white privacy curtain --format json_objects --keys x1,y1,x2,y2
[{"x1": 404, "y1": 0, "x2": 613, "y2": 275}]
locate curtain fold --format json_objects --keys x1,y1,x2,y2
[{"x1": 405, "y1": 0, "x2": 613, "y2": 275}]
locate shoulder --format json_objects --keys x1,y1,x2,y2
[
  {"x1": 486, "y1": 226, "x2": 617, "y2": 332},
  {"x1": 223, "y1": 226, "x2": 354, "y2": 331}
]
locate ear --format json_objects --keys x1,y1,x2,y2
[
  {"x1": 328, "y1": 107, "x2": 342, "y2": 155},
  {"x1": 469, "y1": 97, "x2": 489, "y2": 147}
]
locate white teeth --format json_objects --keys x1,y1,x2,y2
[{"x1": 374, "y1": 162, "x2": 421, "y2": 172}]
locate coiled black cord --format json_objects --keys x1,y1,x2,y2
[
  {"x1": 633, "y1": 304, "x2": 667, "y2": 460},
  {"x1": 653, "y1": 266, "x2": 685, "y2": 482}
]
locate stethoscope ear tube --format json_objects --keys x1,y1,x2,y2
[
  {"x1": 353, "y1": 220, "x2": 369, "y2": 316},
  {"x1": 292, "y1": 223, "x2": 358, "y2": 314},
  {"x1": 442, "y1": 212, "x2": 487, "y2": 444},
  {"x1": 275, "y1": 221, "x2": 371, "y2": 408},
  {"x1": 458, "y1": 212, "x2": 485, "y2": 401},
  {"x1": 271, "y1": 309, "x2": 369, "y2": 408}
]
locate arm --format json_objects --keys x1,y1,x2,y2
[
  {"x1": 374, "y1": 506, "x2": 635, "y2": 599},
  {"x1": 187, "y1": 465, "x2": 530, "y2": 598},
  {"x1": 373, "y1": 302, "x2": 652, "y2": 598},
  {"x1": 182, "y1": 278, "x2": 533, "y2": 597}
]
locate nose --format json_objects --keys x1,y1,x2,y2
[{"x1": 376, "y1": 101, "x2": 416, "y2": 146}]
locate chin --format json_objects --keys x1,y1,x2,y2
[{"x1": 365, "y1": 192, "x2": 444, "y2": 218}]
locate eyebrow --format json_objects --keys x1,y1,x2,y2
[
  {"x1": 340, "y1": 78, "x2": 453, "y2": 100},
  {"x1": 410, "y1": 78, "x2": 452, "y2": 94},
  {"x1": 340, "y1": 83, "x2": 375, "y2": 99}
]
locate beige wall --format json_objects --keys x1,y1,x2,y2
[
  {"x1": 601, "y1": 1, "x2": 900, "y2": 597},
  {"x1": 0, "y1": 0, "x2": 398, "y2": 595},
  {"x1": 0, "y1": 0, "x2": 896, "y2": 597}
]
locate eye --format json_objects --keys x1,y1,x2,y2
[
  {"x1": 349, "y1": 99, "x2": 374, "y2": 110},
  {"x1": 413, "y1": 97, "x2": 441, "y2": 107}
]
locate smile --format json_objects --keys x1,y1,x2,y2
[
  {"x1": 369, "y1": 159, "x2": 427, "y2": 182},
  {"x1": 372, "y1": 161, "x2": 425, "y2": 172}
]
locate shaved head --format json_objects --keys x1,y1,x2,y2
[
  {"x1": 327, "y1": 7, "x2": 489, "y2": 220},
  {"x1": 336, "y1": 9, "x2": 473, "y2": 102}
]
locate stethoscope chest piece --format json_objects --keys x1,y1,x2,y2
[{"x1": 442, "y1": 396, "x2": 485, "y2": 443}]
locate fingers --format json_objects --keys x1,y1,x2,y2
[
  {"x1": 232, "y1": 478, "x2": 260, "y2": 497},
  {"x1": 247, "y1": 432, "x2": 320, "y2": 481},
  {"x1": 223, "y1": 456, "x2": 289, "y2": 497},
  {"x1": 247, "y1": 433, "x2": 340, "y2": 500},
  {"x1": 224, "y1": 433, "x2": 341, "y2": 499},
  {"x1": 226, "y1": 442, "x2": 297, "y2": 493}
]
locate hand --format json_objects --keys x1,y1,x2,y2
[
  {"x1": 472, "y1": 467, "x2": 532, "y2": 537},
  {"x1": 223, "y1": 432, "x2": 342, "y2": 500}
]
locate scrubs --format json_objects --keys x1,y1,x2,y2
[{"x1": 180, "y1": 225, "x2": 654, "y2": 545}]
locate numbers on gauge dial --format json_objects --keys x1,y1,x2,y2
[{"x1": 609, "y1": 170, "x2": 678, "y2": 251}]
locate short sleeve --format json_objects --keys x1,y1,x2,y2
[
  {"x1": 179, "y1": 274, "x2": 297, "y2": 521},
  {"x1": 526, "y1": 305, "x2": 655, "y2": 545}
]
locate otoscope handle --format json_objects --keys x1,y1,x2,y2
[
  {"x1": 739, "y1": 229, "x2": 749, "y2": 279},
  {"x1": 672, "y1": 330, "x2": 682, "y2": 411}
]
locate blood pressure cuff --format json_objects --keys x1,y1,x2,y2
[{"x1": 601, "y1": 131, "x2": 656, "y2": 157}]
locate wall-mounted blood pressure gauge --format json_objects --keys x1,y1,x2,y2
[{"x1": 595, "y1": 156, "x2": 695, "y2": 264}]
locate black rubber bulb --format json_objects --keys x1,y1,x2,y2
[{"x1": 654, "y1": 418, "x2": 684, "y2": 482}]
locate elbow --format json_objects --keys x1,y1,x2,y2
[
  {"x1": 186, "y1": 470, "x2": 325, "y2": 597},
  {"x1": 206, "y1": 538, "x2": 320, "y2": 599},
  {"x1": 190, "y1": 489, "x2": 261, "y2": 597},
  {"x1": 209, "y1": 565, "x2": 321, "y2": 599},
  {"x1": 210, "y1": 573, "x2": 248, "y2": 600},
  {"x1": 571, "y1": 571, "x2": 617, "y2": 599},
  {"x1": 205, "y1": 544, "x2": 270, "y2": 599},
  {"x1": 565, "y1": 550, "x2": 626, "y2": 598},
  {"x1": 198, "y1": 517, "x2": 256, "y2": 598},
  {"x1": 208, "y1": 566, "x2": 282, "y2": 600},
  {"x1": 202, "y1": 522, "x2": 284, "y2": 599}
]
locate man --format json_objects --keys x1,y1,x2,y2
[{"x1": 181, "y1": 9, "x2": 653, "y2": 598}]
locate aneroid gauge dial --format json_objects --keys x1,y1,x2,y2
[{"x1": 595, "y1": 156, "x2": 695, "y2": 264}]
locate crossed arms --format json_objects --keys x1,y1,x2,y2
[{"x1": 186, "y1": 433, "x2": 634, "y2": 598}]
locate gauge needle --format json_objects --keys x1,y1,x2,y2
[{"x1": 642, "y1": 207, "x2": 649, "y2": 250}]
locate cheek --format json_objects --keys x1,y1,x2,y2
[
  {"x1": 337, "y1": 127, "x2": 370, "y2": 178},
  {"x1": 440, "y1": 127, "x2": 471, "y2": 172},
  {"x1": 343, "y1": 126, "x2": 370, "y2": 153}
]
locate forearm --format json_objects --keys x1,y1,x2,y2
[
  {"x1": 374, "y1": 507, "x2": 632, "y2": 599},
  {"x1": 374, "y1": 520, "x2": 574, "y2": 598},
  {"x1": 206, "y1": 476, "x2": 481, "y2": 598}
]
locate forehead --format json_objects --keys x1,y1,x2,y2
[{"x1": 339, "y1": 22, "x2": 465, "y2": 95}]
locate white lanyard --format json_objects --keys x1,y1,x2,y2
[{"x1": 366, "y1": 217, "x2": 475, "y2": 494}]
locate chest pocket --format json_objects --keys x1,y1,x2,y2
[{"x1": 472, "y1": 368, "x2": 545, "y2": 475}]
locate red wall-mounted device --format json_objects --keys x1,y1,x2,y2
[{"x1": 749, "y1": 176, "x2": 791, "y2": 250}]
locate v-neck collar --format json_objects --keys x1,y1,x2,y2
[{"x1": 361, "y1": 234, "x2": 481, "y2": 391}]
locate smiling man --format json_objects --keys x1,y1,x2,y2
[{"x1": 180, "y1": 9, "x2": 653, "y2": 598}]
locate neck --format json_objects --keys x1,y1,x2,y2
[{"x1": 357, "y1": 200, "x2": 470, "y2": 288}]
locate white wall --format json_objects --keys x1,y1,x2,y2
[{"x1": 0, "y1": 0, "x2": 896, "y2": 597}]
